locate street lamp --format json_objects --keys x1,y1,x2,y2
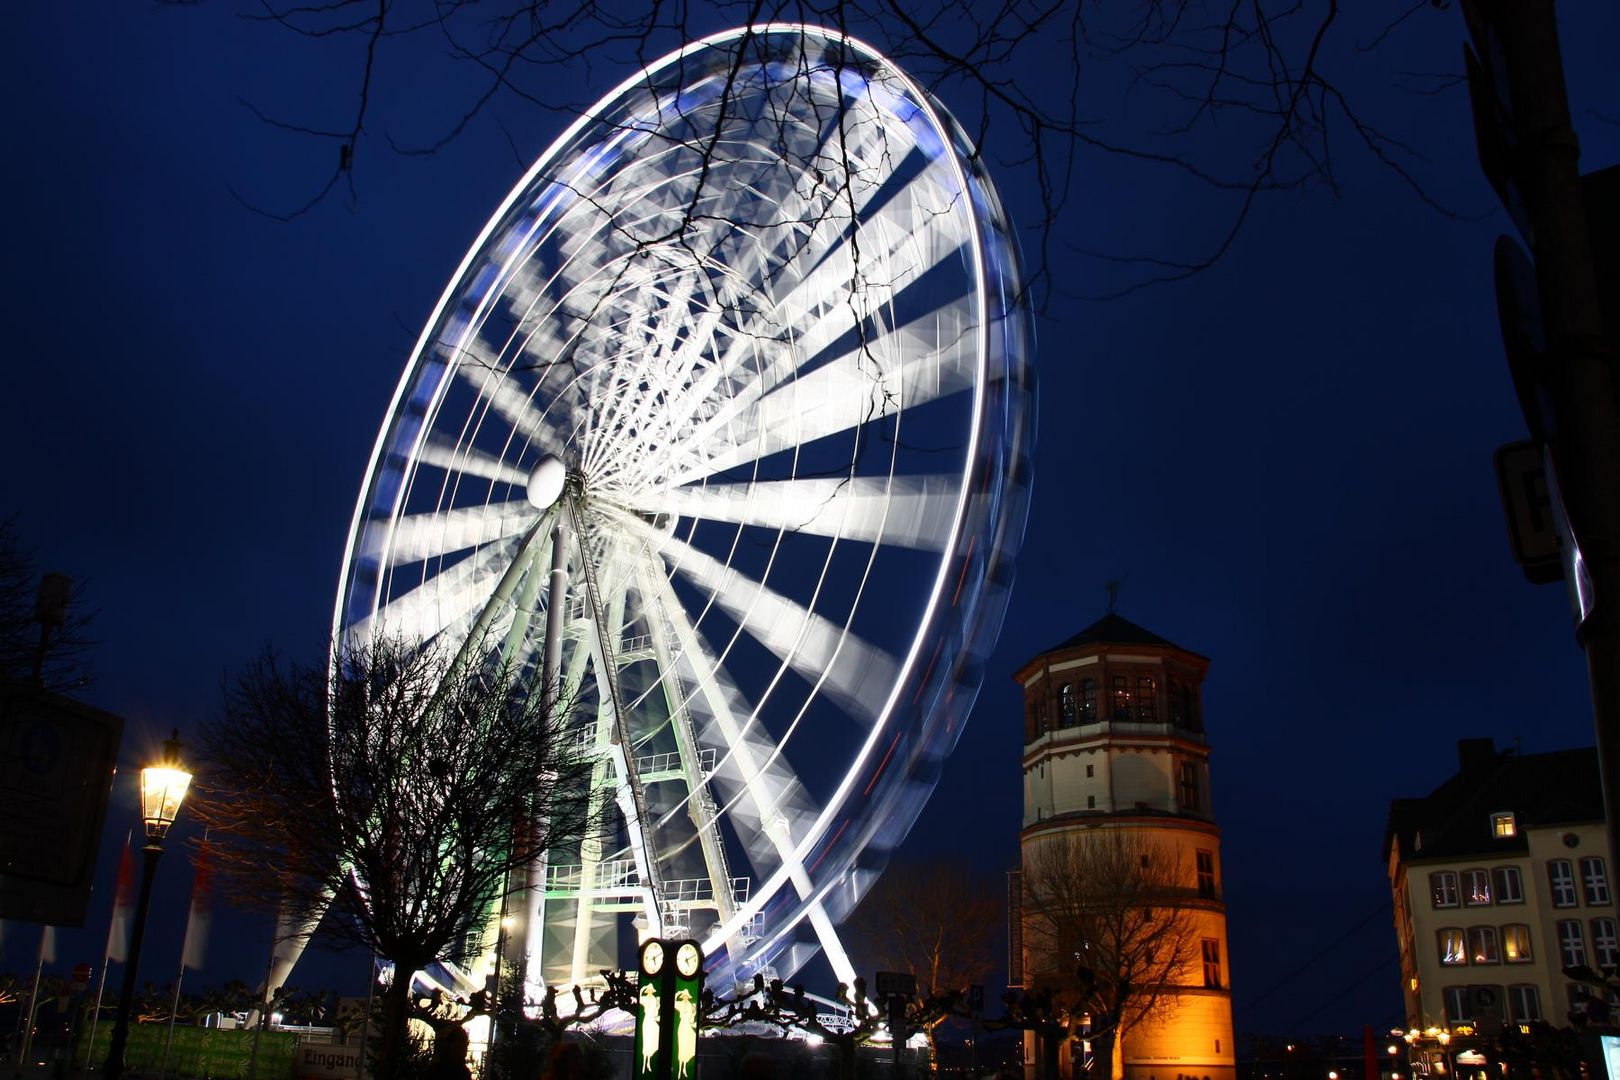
[{"x1": 104, "y1": 731, "x2": 192, "y2": 1080}]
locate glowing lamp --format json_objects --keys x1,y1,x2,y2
[{"x1": 140, "y1": 731, "x2": 192, "y2": 841}]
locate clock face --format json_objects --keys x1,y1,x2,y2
[
  {"x1": 641, "y1": 939, "x2": 665, "y2": 977},
  {"x1": 675, "y1": 941, "x2": 702, "y2": 978}
]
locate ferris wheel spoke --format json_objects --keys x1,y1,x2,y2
[
  {"x1": 661, "y1": 342, "x2": 972, "y2": 490},
  {"x1": 629, "y1": 474, "x2": 959, "y2": 551},
  {"x1": 370, "y1": 500, "x2": 538, "y2": 567},
  {"x1": 637, "y1": 522, "x2": 897, "y2": 726},
  {"x1": 359, "y1": 536, "x2": 522, "y2": 644},
  {"x1": 414, "y1": 435, "x2": 532, "y2": 487}
]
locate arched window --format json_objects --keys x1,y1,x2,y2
[{"x1": 1059, "y1": 683, "x2": 1077, "y2": 726}]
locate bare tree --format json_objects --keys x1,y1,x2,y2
[
  {"x1": 189, "y1": 634, "x2": 602, "y2": 1080},
  {"x1": 224, "y1": 0, "x2": 1454, "y2": 298},
  {"x1": 843, "y1": 856, "x2": 1002, "y2": 1067},
  {"x1": 0, "y1": 517, "x2": 94, "y2": 692},
  {"x1": 1019, "y1": 829, "x2": 1201, "y2": 1080}
]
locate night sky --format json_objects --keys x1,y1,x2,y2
[{"x1": 4, "y1": 0, "x2": 1618, "y2": 1041}]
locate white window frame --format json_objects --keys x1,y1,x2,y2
[
  {"x1": 1438, "y1": 927, "x2": 1467, "y2": 966},
  {"x1": 1559, "y1": 919, "x2": 1588, "y2": 969},
  {"x1": 1463, "y1": 868, "x2": 1492, "y2": 906},
  {"x1": 1582, "y1": 857, "x2": 1611, "y2": 906},
  {"x1": 1432, "y1": 871, "x2": 1460, "y2": 908},
  {"x1": 1593, "y1": 917, "x2": 1619, "y2": 970},
  {"x1": 1508, "y1": 984, "x2": 1542, "y2": 1023},
  {"x1": 1551, "y1": 860, "x2": 1579, "y2": 908},
  {"x1": 1494, "y1": 866, "x2": 1524, "y2": 904},
  {"x1": 1502, "y1": 924, "x2": 1533, "y2": 963},
  {"x1": 1443, "y1": 986, "x2": 1470, "y2": 1024},
  {"x1": 1468, "y1": 925, "x2": 1500, "y2": 964}
]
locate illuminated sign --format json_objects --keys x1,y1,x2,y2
[{"x1": 634, "y1": 938, "x2": 704, "y2": 1080}]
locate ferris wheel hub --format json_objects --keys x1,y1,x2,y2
[{"x1": 526, "y1": 454, "x2": 568, "y2": 510}]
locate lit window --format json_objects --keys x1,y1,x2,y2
[
  {"x1": 1508, "y1": 984, "x2": 1541, "y2": 1023},
  {"x1": 1201, "y1": 939, "x2": 1222, "y2": 988},
  {"x1": 1443, "y1": 986, "x2": 1470, "y2": 1023},
  {"x1": 1438, "y1": 928, "x2": 1467, "y2": 966},
  {"x1": 1582, "y1": 857, "x2": 1611, "y2": 905},
  {"x1": 1463, "y1": 868, "x2": 1491, "y2": 906},
  {"x1": 1059, "y1": 683, "x2": 1077, "y2": 727},
  {"x1": 1111, "y1": 675, "x2": 1130, "y2": 720},
  {"x1": 1431, "y1": 872, "x2": 1460, "y2": 908},
  {"x1": 1137, "y1": 675, "x2": 1157, "y2": 722},
  {"x1": 1558, "y1": 919, "x2": 1588, "y2": 969},
  {"x1": 1197, "y1": 850, "x2": 1216, "y2": 899},
  {"x1": 1491, "y1": 812, "x2": 1517, "y2": 838},
  {"x1": 1550, "y1": 860, "x2": 1578, "y2": 908},
  {"x1": 1179, "y1": 762, "x2": 1200, "y2": 811},
  {"x1": 1593, "y1": 918, "x2": 1619, "y2": 970},
  {"x1": 1494, "y1": 866, "x2": 1524, "y2": 904},
  {"x1": 1502, "y1": 924, "x2": 1532, "y2": 963},
  {"x1": 1081, "y1": 679, "x2": 1097, "y2": 722},
  {"x1": 1468, "y1": 926, "x2": 1500, "y2": 964}
]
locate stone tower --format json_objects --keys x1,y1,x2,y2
[{"x1": 1015, "y1": 612, "x2": 1234, "y2": 1080}]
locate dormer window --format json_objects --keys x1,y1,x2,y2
[{"x1": 1491, "y1": 811, "x2": 1517, "y2": 838}]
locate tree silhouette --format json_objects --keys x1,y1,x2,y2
[
  {"x1": 1019, "y1": 829, "x2": 1202, "y2": 1080},
  {"x1": 189, "y1": 634, "x2": 603, "y2": 1079}
]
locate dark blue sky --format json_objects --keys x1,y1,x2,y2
[{"x1": 4, "y1": 0, "x2": 1617, "y2": 1038}]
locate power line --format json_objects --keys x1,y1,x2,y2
[
  {"x1": 1237, "y1": 898, "x2": 1391, "y2": 1015},
  {"x1": 1280, "y1": 953, "x2": 1399, "y2": 1032}
]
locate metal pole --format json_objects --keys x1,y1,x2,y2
[
  {"x1": 157, "y1": 963, "x2": 185, "y2": 1080},
  {"x1": 14, "y1": 926, "x2": 49, "y2": 1073},
  {"x1": 105, "y1": 845, "x2": 163, "y2": 1080},
  {"x1": 356, "y1": 954, "x2": 376, "y2": 1080}
]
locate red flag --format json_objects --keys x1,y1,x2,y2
[
  {"x1": 180, "y1": 841, "x2": 211, "y2": 970},
  {"x1": 106, "y1": 833, "x2": 134, "y2": 964}
]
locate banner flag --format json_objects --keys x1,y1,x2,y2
[
  {"x1": 181, "y1": 841, "x2": 211, "y2": 970},
  {"x1": 106, "y1": 832, "x2": 135, "y2": 964},
  {"x1": 40, "y1": 924, "x2": 55, "y2": 964}
]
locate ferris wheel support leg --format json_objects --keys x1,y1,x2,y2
[
  {"x1": 513, "y1": 521, "x2": 570, "y2": 1002},
  {"x1": 632, "y1": 553, "x2": 855, "y2": 985}
]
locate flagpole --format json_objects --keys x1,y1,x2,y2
[
  {"x1": 16, "y1": 924, "x2": 52, "y2": 1070},
  {"x1": 84, "y1": 943, "x2": 113, "y2": 1072},
  {"x1": 86, "y1": 830, "x2": 136, "y2": 1073},
  {"x1": 157, "y1": 964, "x2": 184, "y2": 1080}
]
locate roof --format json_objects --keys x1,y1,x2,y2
[
  {"x1": 1383, "y1": 743, "x2": 1603, "y2": 864},
  {"x1": 1042, "y1": 612, "x2": 1201, "y2": 657}
]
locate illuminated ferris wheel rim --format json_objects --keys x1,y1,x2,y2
[{"x1": 332, "y1": 22, "x2": 1032, "y2": 987}]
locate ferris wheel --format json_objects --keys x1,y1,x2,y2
[{"x1": 333, "y1": 24, "x2": 1034, "y2": 997}]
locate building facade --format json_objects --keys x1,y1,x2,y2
[
  {"x1": 1015, "y1": 612, "x2": 1235, "y2": 1080},
  {"x1": 1385, "y1": 739, "x2": 1613, "y2": 1058}
]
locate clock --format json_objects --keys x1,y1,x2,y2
[
  {"x1": 641, "y1": 939, "x2": 665, "y2": 977},
  {"x1": 675, "y1": 940, "x2": 702, "y2": 978}
]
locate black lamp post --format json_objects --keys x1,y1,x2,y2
[{"x1": 104, "y1": 730, "x2": 191, "y2": 1080}]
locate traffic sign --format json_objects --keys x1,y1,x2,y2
[
  {"x1": 874, "y1": 971, "x2": 916, "y2": 998},
  {"x1": 1494, "y1": 440, "x2": 1561, "y2": 583}
]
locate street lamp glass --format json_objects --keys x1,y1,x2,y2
[{"x1": 141, "y1": 733, "x2": 192, "y2": 841}]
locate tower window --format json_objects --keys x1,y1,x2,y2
[
  {"x1": 1111, "y1": 675, "x2": 1130, "y2": 720},
  {"x1": 1137, "y1": 675, "x2": 1157, "y2": 721},
  {"x1": 1059, "y1": 683, "x2": 1077, "y2": 727},
  {"x1": 1196, "y1": 850, "x2": 1216, "y2": 898},
  {"x1": 1081, "y1": 679, "x2": 1097, "y2": 722},
  {"x1": 1179, "y1": 761, "x2": 1200, "y2": 811},
  {"x1": 1201, "y1": 939, "x2": 1222, "y2": 988}
]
